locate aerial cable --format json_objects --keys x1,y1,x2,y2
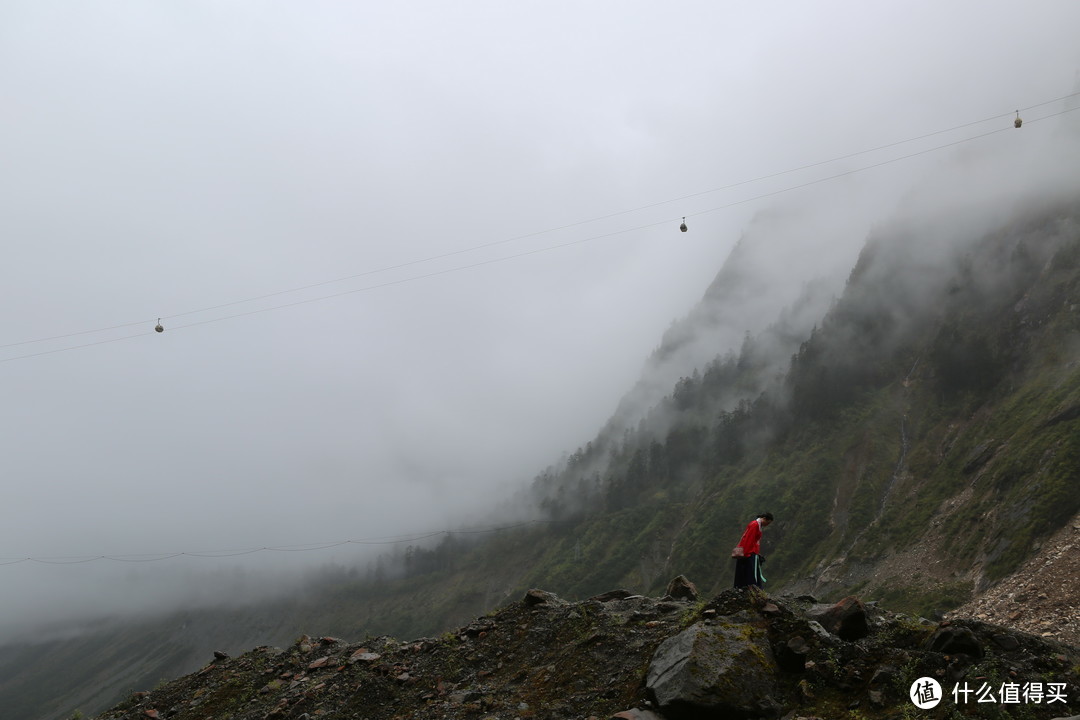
[
  {"x1": 693, "y1": 126, "x2": 1012, "y2": 218},
  {"x1": 0, "y1": 330, "x2": 150, "y2": 364},
  {"x1": 4, "y1": 102, "x2": 1077, "y2": 366},
  {"x1": 4, "y1": 92, "x2": 1076, "y2": 352},
  {"x1": 0, "y1": 219, "x2": 681, "y2": 364},
  {"x1": 163, "y1": 225, "x2": 675, "y2": 333},
  {"x1": 515, "y1": 91, "x2": 1080, "y2": 230},
  {"x1": 0, "y1": 317, "x2": 152, "y2": 350},
  {"x1": 154, "y1": 91, "x2": 1078, "y2": 323},
  {"x1": 3, "y1": 104, "x2": 1077, "y2": 365},
  {"x1": 684, "y1": 103, "x2": 1080, "y2": 222},
  {"x1": 163, "y1": 93, "x2": 1076, "y2": 321},
  {"x1": 2, "y1": 95, "x2": 1078, "y2": 363}
]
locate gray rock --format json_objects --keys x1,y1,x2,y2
[
  {"x1": 926, "y1": 625, "x2": 983, "y2": 659},
  {"x1": 806, "y1": 620, "x2": 832, "y2": 641},
  {"x1": 646, "y1": 621, "x2": 779, "y2": 718},
  {"x1": 591, "y1": 589, "x2": 635, "y2": 603},
  {"x1": 991, "y1": 632, "x2": 1020, "y2": 651}
]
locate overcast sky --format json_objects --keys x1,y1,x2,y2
[{"x1": 2, "y1": 1, "x2": 1079, "y2": 636}]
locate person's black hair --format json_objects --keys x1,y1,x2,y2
[{"x1": 758, "y1": 512, "x2": 774, "y2": 521}]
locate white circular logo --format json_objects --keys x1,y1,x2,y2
[{"x1": 910, "y1": 677, "x2": 943, "y2": 709}]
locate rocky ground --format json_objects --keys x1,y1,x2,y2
[
  {"x1": 948, "y1": 512, "x2": 1080, "y2": 648},
  {"x1": 93, "y1": 576, "x2": 1080, "y2": 720}
]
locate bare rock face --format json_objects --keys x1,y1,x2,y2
[{"x1": 646, "y1": 621, "x2": 780, "y2": 719}]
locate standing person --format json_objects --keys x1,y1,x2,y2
[{"x1": 732, "y1": 512, "x2": 773, "y2": 589}]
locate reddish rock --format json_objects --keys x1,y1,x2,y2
[
  {"x1": 814, "y1": 596, "x2": 869, "y2": 640},
  {"x1": 611, "y1": 709, "x2": 664, "y2": 719},
  {"x1": 348, "y1": 649, "x2": 381, "y2": 664},
  {"x1": 524, "y1": 589, "x2": 560, "y2": 606},
  {"x1": 665, "y1": 575, "x2": 699, "y2": 602}
]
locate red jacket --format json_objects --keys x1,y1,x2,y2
[{"x1": 736, "y1": 519, "x2": 763, "y2": 556}]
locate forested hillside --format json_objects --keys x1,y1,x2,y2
[
  {"x1": 10, "y1": 195, "x2": 1080, "y2": 720},
  {"x1": 343, "y1": 193, "x2": 1080, "y2": 630}
]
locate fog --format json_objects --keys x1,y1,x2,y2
[{"x1": 2, "y1": 1, "x2": 1079, "y2": 641}]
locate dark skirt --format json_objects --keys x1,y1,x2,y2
[{"x1": 733, "y1": 554, "x2": 763, "y2": 588}]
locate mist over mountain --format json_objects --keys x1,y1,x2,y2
[
  {"x1": 3, "y1": 4, "x2": 1080, "y2": 718},
  {"x1": 36, "y1": 177, "x2": 1080, "y2": 720},
  {"x1": 605, "y1": 203, "x2": 865, "y2": 441},
  {"x1": 6, "y1": 152, "x2": 1077, "y2": 718}
]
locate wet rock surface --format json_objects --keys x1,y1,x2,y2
[
  {"x1": 94, "y1": 583, "x2": 1079, "y2": 720},
  {"x1": 646, "y1": 621, "x2": 778, "y2": 718}
]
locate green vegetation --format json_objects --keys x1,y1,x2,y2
[
  {"x1": 501, "y1": 198, "x2": 1080, "y2": 614},
  {"x1": 11, "y1": 199, "x2": 1080, "y2": 720},
  {"x1": 300, "y1": 199, "x2": 1080, "y2": 630}
]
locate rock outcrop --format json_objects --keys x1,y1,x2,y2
[
  {"x1": 647, "y1": 621, "x2": 779, "y2": 718},
  {"x1": 93, "y1": 580, "x2": 1080, "y2": 720}
]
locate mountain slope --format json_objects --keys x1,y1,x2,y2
[
  {"x1": 10, "y1": 194, "x2": 1080, "y2": 720},
  {"x1": 520, "y1": 196, "x2": 1080, "y2": 609}
]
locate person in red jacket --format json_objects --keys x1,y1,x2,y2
[{"x1": 732, "y1": 512, "x2": 773, "y2": 589}]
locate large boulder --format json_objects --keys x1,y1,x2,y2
[
  {"x1": 665, "y1": 575, "x2": 699, "y2": 602},
  {"x1": 646, "y1": 621, "x2": 780, "y2": 719},
  {"x1": 808, "y1": 596, "x2": 869, "y2": 640},
  {"x1": 522, "y1": 589, "x2": 562, "y2": 607},
  {"x1": 925, "y1": 625, "x2": 984, "y2": 659}
]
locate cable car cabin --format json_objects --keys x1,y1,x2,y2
[
  {"x1": 155, "y1": 319, "x2": 164, "y2": 333},
  {"x1": 1014, "y1": 111, "x2": 1023, "y2": 129},
  {"x1": 680, "y1": 217, "x2": 688, "y2": 232}
]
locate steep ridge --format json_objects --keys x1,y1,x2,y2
[{"x1": 522, "y1": 195, "x2": 1080, "y2": 611}]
